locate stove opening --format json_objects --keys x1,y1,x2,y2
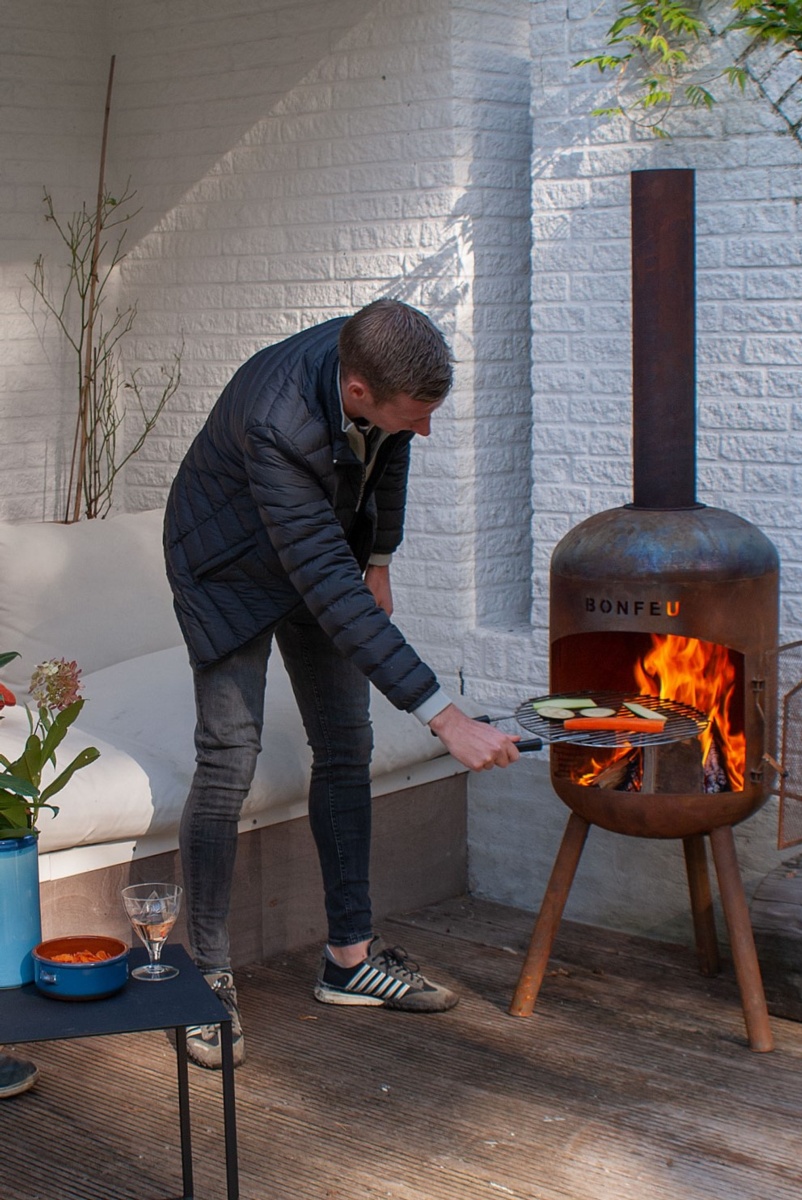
[{"x1": 551, "y1": 632, "x2": 746, "y2": 794}]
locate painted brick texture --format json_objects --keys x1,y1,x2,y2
[
  {"x1": 0, "y1": 0, "x2": 532, "y2": 701},
  {"x1": 1, "y1": 0, "x2": 110, "y2": 520},
  {"x1": 106, "y1": 0, "x2": 467, "y2": 689},
  {"x1": 465, "y1": 0, "x2": 802, "y2": 712},
  {"x1": 6, "y1": 0, "x2": 802, "y2": 714}
]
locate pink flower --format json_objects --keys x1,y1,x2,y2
[{"x1": 29, "y1": 659, "x2": 83, "y2": 711}]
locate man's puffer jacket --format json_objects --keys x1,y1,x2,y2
[{"x1": 164, "y1": 317, "x2": 441, "y2": 714}]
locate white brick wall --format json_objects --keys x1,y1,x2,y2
[
  {"x1": 102, "y1": 0, "x2": 462, "y2": 687},
  {"x1": 463, "y1": 0, "x2": 802, "y2": 717},
  {"x1": 5, "y1": 0, "x2": 801, "y2": 698},
  {"x1": 469, "y1": 0, "x2": 802, "y2": 935},
  {"x1": 0, "y1": 0, "x2": 110, "y2": 520},
  {"x1": 451, "y1": 1, "x2": 533, "y2": 629},
  {"x1": 4, "y1": 0, "x2": 802, "y2": 935},
  {"x1": 107, "y1": 0, "x2": 530, "y2": 690}
]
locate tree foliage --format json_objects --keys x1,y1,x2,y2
[{"x1": 575, "y1": 0, "x2": 802, "y2": 136}]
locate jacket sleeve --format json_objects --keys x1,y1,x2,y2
[
  {"x1": 371, "y1": 436, "x2": 411, "y2": 558},
  {"x1": 243, "y1": 424, "x2": 440, "y2": 713}
]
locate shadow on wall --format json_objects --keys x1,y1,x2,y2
[
  {"x1": 464, "y1": 43, "x2": 534, "y2": 629},
  {"x1": 107, "y1": 0, "x2": 386, "y2": 247}
]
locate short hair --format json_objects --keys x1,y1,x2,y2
[{"x1": 338, "y1": 299, "x2": 454, "y2": 404}]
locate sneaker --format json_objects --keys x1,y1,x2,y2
[
  {"x1": 314, "y1": 936, "x2": 459, "y2": 1012},
  {"x1": 0, "y1": 1053, "x2": 38, "y2": 1099},
  {"x1": 186, "y1": 970, "x2": 246, "y2": 1070}
]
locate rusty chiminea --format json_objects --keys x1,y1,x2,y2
[
  {"x1": 548, "y1": 168, "x2": 779, "y2": 839},
  {"x1": 510, "y1": 169, "x2": 781, "y2": 1052}
]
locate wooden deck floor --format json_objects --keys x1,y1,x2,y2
[{"x1": 6, "y1": 897, "x2": 802, "y2": 1200}]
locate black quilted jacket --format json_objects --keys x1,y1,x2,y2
[{"x1": 164, "y1": 317, "x2": 440, "y2": 713}]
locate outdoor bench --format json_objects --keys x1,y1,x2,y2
[{"x1": 0, "y1": 510, "x2": 468, "y2": 964}]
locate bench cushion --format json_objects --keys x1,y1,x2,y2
[
  {"x1": 0, "y1": 509, "x2": 459, "y2": 870},
  {"x1": 0, "y1": 510, "x2": 181, "y2": 691},
  {"x1": 1, "y1": 644, "x2": 450, "y2": 855}
]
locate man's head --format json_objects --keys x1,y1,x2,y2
[{"x1": 338, "y1": 299, "x2": 453, "y2": 435}]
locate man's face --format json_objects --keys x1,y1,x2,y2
[{"x1": 342, "y1": 374, "x2": 443, "y2": 437}]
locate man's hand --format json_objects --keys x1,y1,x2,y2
[
  {"x1": 428, "y1": 703, "x2": 521, "y2": 772},
  {"x1": 365, "y1": 563, "x2": 393, "y2": 615}
]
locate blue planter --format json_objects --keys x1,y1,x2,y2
[{"x1": 0, "y1": 833, "x2": 42, "y2": 988}]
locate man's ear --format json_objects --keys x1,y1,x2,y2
[{"x1": 342, "y1": 373, "x2": 373, "y2": 419}]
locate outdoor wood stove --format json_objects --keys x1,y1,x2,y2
[{"x1": 510, "y1": 169, "x2": 780, "y2": 1051}]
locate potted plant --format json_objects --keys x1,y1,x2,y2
[{"x1": 0, "y1": 651, "x2": 99, "y2": 987}]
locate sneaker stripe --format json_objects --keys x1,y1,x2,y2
[
  {"x1": 361, "y1": 969, "x2": 389, "y2": 995},
  {"x1": 347, "y1": 964, "x2": 377, "y2": 991},
  {"x1": 378, "y1": 978, "x2": 410, "y2": 999},
  {"x1": 376, "y1": 974, "x2": 410, "y2": 998},
  {"x1": 344, "y1": 963, "x2": 412, "y2": 1000}
]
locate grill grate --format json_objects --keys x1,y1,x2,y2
[
  {"x1": 515, "y1": 692, "x2": 709, "y2": 749},
  {"x1": 777, "y1": 640, "x2": 802, "y2": 849}
]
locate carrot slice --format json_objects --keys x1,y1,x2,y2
[{"x1": 563, "y1": 716, "x2": 665, "y2": 733}]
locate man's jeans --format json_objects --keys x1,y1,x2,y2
[{"x1": 180, "y1": 614, "x2": 374, "y2": 971}]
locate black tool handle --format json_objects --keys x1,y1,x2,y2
[
  {"x1": 475, "y1": 715, "x2": 542, "y2": 754},
  {"x1": 516, "y1": 738, "x2": 543, "y2": 753}
]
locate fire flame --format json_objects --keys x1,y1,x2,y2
[
  {"x1": 634, "y1": 635, "x2": 745, "y2": 791},
  {"x1": 572, "y1": 635, "x2": 745, "y2": 791}
]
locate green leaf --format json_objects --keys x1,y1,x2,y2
[
  {"x1": 40, "y1": 698, "x2": 84, "y2": 764},
  {"x1": 0, "y1": 651, "x2": 20, "y2": 670},
  {"x1": 16, "y1": 734, "x2": 44, "y2": 789},
  {"x1": 574, "y1": 54, "x2": 629, "y2": 70},
  {"x1": 0, "y1": 793, "x2": 32, "y2": 829},
  {"x1": 0, "y1": 816, "x2": 33, "y2": 838},
  {"x1": 686, "y1": 84, "x2": 715, "y2": 107},
  {"x1": 724, "y1": 65, "x2": 748, "y2": 90},
  {"x1": 0, "y1": 774, "x2": 40, "y2": 799},
  {"x1": 39, "y1": 745, "x2": 100, "y2": 803}
]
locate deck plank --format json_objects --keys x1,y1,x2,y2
[{"x1": 6, "y1": 898, "x2": 802, "y2": 1200}]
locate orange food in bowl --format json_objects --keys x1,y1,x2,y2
[
  {"x1": 35, "y1": 935, "x2": 128, "y2": 963},
  {"x1": 49, "y1": 949, "x2": 114, "y2": 963}
]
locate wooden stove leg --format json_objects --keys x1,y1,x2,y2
[
  {"x1": 509, "y1": 811, "x2": 590, "y2": 1018},
  {"x1": 709, "y1": 825, "x2": 774, "y2": 1053},
  {"x1": 682, "y1": 834, "x2": 720, "y2": 977}
]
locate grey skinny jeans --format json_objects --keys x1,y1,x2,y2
[{"x1": 179, "y1": 613, "x2": 374, "y2": 971}]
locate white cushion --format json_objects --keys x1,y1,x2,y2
[
  {"x1": 0, "y1": 507, "x2": 456, "y2": 863},
  {"x1": 0, "y1": 510, "x2": 181, "y2": 691},
  {"x1": 0, "y1": 703, "x2": 157, "y2": 853},
  {"x1": 5, "y1": 645, "x2": 449, "y2": 856}
]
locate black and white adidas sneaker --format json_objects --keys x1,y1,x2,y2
[{"x1": 314, "y1": 936, "x2": 459, "y2": 1012}]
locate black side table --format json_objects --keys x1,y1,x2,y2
[{"x1": 0, "y1": 943, "x2": 238, "y2": 1199}]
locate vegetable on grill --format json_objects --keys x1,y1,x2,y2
[
  {"x1": 563, "y1": 716, "x2": 666, "y2": 733},
  {"x1": 623, "y1": 699, "x2": 667, "y2": 722}
]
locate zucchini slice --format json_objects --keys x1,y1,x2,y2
[{"x1": 624, "y1": 700, "x2": 667, "y2": 723}]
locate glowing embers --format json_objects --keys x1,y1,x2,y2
[{"x1": 555, "y1": 634, "x2": 746, "y2": 795}]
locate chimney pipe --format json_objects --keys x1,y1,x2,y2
[{"x1": 630, "y1": 169, "x2": 698, "y2": 509}]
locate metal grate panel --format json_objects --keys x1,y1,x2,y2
[{"x1": 515, "y1": 692, "x2": 708, "y2": 749}]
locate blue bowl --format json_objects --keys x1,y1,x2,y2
[{"x1": 33, "y1": 935, "x2": 129, "y2": 1001}]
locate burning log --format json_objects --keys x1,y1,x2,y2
[
  {"x1": 594, "y1": 755, "x2": 641, "y2": 791},
  {"x1": 642, "y1": 739, "x2": 705, "y2": 794},
  {"x1": 703, "y1": 743, "x2": 731, "y2": 793}
]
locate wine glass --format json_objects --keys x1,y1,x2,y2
[{"x1": 122, "y1": 882, "x2": 182, "y2": 981}]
